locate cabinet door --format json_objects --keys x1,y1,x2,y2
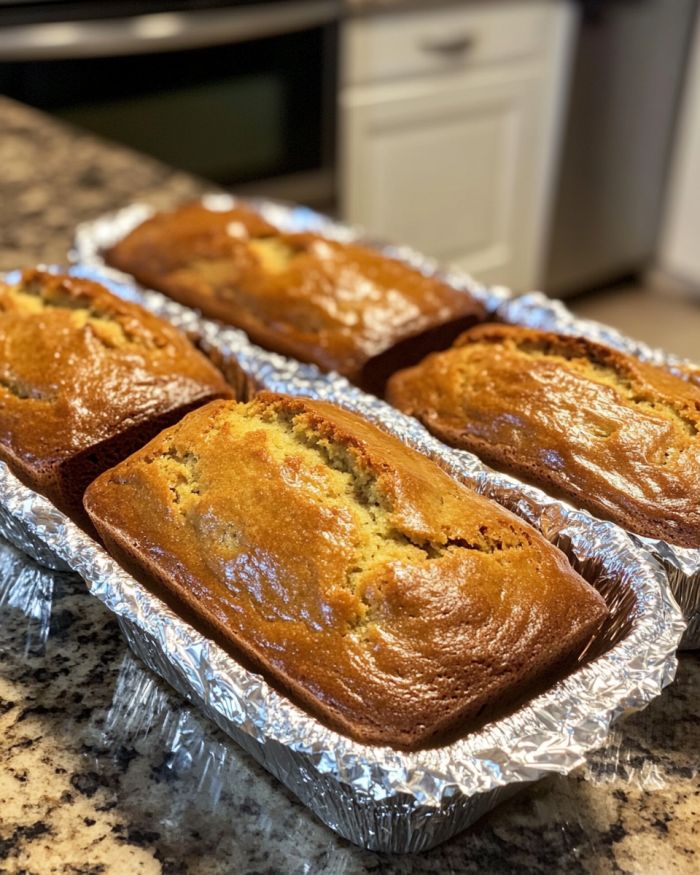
[{"x1": 341, "y1": 75, "x2": 548, "y2": 290}]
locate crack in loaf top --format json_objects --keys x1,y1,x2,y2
[
  {"x1": 103, "y1": 202, "x2": 486, "y2": 384},
  {"x1": 0, "y1": 269, "x2": 231, "y2": 461},
  {"x1": 84, "y1": 393, "x2": 608, "y2": 749}
]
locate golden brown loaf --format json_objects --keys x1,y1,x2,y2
[
  {"x1": 84, "y1": 393, "x2": 608, "y2": 749},
  {"x1": 0, "y1": 269, "x2": 233, "y2": 530},
  {"x1": 386, "y1": 324, "x2": 700, "y2": 548},
  {"x1": 103, "y1": 202, "x2": 485, "y2": 392}
]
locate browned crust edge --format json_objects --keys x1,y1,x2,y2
[
  {"x1": 387, "y1": 324, "x2": 700, "y2": 548},
  {"x1": 0, "y1": 391, "x2": 231, "y2": 537},
  {"x1": 83, "y1": 395, "x2": 609, "y2": 751},
  {"x1": 87, "y1": 505, "x2": 606, "y2": 751},
  {"x1": 104, "y1": 235, "x2": 486, "y2": 389}
]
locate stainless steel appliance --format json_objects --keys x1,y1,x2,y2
[
  {"x1": 544, "y1": 0, "x2": 699, "y2": 296},
  {"x1": 0, "y1": 1, "x2": 340, "y2": 209}
]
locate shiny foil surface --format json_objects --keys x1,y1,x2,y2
[
  {"x1": 0, "y1": 274, "x2": 686, "y2": 848},
  {"x1": 0, "y1": 435, "x2": 685, "y2": 853},
  {"x1": 71, "y1": 198, "x2": 700, "y2": 649},
  {"x1": 0, "y1": 528, "x2": 689, "y2": 865}
]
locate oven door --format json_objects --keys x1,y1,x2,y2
[{"x1": 0, "y1": 2, "x2": 339, "y2": 208}]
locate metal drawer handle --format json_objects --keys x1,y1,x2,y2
[{"x1": 419, "y1": 34, "x2": 476, "y2": 56}]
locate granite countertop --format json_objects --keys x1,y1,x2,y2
[{"x1": 0, "y1": 96, "x2": 699, "y2": 875}]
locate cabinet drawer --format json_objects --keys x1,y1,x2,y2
[{"x1": 343, "y1": 1, "x2": 551, "y2": 86}]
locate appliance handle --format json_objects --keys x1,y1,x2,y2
[
  {"x1": 0, "y1": 1, "x2": 341, "y2": 61},
  {"x1": 419, "y1": 34, "x2": 476, "y2": 56}
]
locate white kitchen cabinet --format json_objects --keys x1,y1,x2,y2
[{"x1": 339, "y1": 1, "x2": 578, "y2": 291}]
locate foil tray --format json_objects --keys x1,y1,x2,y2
[
  {"x1": 0, "y1": 278, "x2": 686, "y2": 854},
  {"x1": 71, "y1": 198, "x2": 700, "y2": 650},
  {"x1": 0, "y1": 535, "x2": 688, "y2": 866},
  {"x1": 0, "y1": 431, "x2": 684, "y2": 854}
]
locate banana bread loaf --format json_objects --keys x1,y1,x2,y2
[
  {"x1": 103, "y1": 202, "x2": 485, "y2": 393},
  {"x1": 386, "y1": 324, "x2": 700, "y2": 547},
  {"x1": 678, "y1": 361, "x2": 700, "y2": 390},
  {"x1": 84, "y1": 392, "x2": 608, "y2": 749},
  {"x1": 0, "y1": 269, "x2": 233, "y2": 530}
]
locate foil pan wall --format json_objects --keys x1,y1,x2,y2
[
  {"x1": 496, "y1": 293, "x2": 700, "y2": 650},
  {"x1": 0, "y1": 444, "x2": 685, "y2": 853},
  {"x1": 0, "y1": 269, "x2": 687, "y2": 853},
  {"x1": 0, "y1": 269, "x2": 690, "y2": 853},
  {"x1": 1, "y1": 538, "x2": 692, "y2": 868},
  {"x1": 70, "y1": 198, "x2": 699, "y2": 648},
  {"x1": 0, "y1": 486, "x2": 71, "y2": 573}
]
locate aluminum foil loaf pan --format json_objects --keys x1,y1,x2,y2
[
  {"x1": 0, "y1": 266, "x2": 686, "y2": 853},
  {"x1": 0, "y1": 428, "x2": 684, "y2": 853},
  {"x1": 72, "y1": 197, "x2": 700, "y2": 649}
]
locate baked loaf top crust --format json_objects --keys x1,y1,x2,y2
[
  {"x1": 0, "y1": 269, "x2": 231, "y2": 483},
  {"x1": 103, "y1": 202, "x2": 485, "y2": 385},
  {"x1": 679, "y1": 361, "x2": 700, "y2": 390},
  {"x1": 386, "y1": 324, "x2": 700, "y2": 548},
  {"x1": 84, "y1": 393, "x2": 607, "y2": 749}
]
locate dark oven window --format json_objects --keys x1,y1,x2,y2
[{"x1": 0, "y1": 26, "x2": 330, "y2": 186}]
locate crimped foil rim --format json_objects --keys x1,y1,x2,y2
[
  {"x1": 0, "y1": 457, "x2": 683, "y2": 807},
  {"x1": 70, "y1": 198, "x2": 700, "y2": 646},
  {"x1": 0, "y1": 259, "x2": 685, "y2": 809}
]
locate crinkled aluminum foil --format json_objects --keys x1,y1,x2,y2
[
  {"x1": 496, "y1": 293, "x2": 700, "y2": 650},
  {"x1": 0, "y1": 532, "x2": 683, "y2": 861},
  {"x1": 0, "y1": 436, "x2": 685, "y2": 853},
  {"x1": 71, "y1": 199, "x2": 700, "y2": 648},
  {"x1": 0, "y1": 492, "x2": 70, "y2": 572},
  {"x1": 0, "y1": 266, "x2": 686, "y2": 852}
]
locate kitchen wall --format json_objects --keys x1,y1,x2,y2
[{"x1": 659, "y1": 8, "x2": 700, "y2": 292}]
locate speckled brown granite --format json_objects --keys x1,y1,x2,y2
[
  {"x1": 0, "y1": 97, "x2": 208, "y2": 271},
  {"x1": 0, "y1": 95, "x2": 698, "y2": 873}
]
